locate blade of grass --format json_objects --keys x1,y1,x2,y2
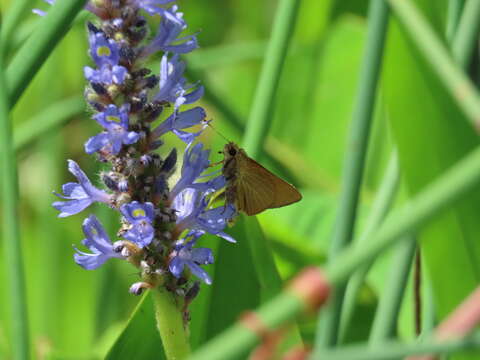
[
  {"x1": 446, "y1": 0, "x2": 465, "y2": 42},
  {"x1": 451, "y1": 0, "x2": 480, "y2": 69},
  {"x1": 6, "y1": 0, "x2": 87, "y2": 109},
  {"x1": 339, "y1": 152, "x2": 400, "y2": 342},
  {"x1": 387, "y1": 0, "x2": 480, "y2": 130},
  {"x1": 242, "y1": 0, "x2": 300, "y2": 158},
  {"x1": 368, "y1": 236, "x2": 417, "y2": 343},
  {"x1": 315, "y1": 0, "x2": 390, "y2": 348},
  {"x1": 0, "y1": 38, "x2": 29, "y2": 360},
  {"x1": 190, "y1": 142, "x2": 480, "y2": 360},
  {"x1": 313, "y1": 332, "x2": 480, "y2": 360},
  {"x1": 13, "y1": 96, "x2": 84, "y2": 151},
  {"x1": 0, "y1": 0, "x2": 30, "y2": 57}
]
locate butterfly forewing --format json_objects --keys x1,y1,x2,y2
[
  {"x1": 236, "y1": 159, "x2": 276, "y2": 215},
  {"x1": 222, "y1": 142, "x2": 302, "y2": 215}
]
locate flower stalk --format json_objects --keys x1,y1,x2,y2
[{"x1": 153, "y1": 288, "x2": 191, "y2": 360}]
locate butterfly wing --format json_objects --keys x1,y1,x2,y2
[
  {"x1": 236, "y1": 168, "x2": 276, "y2": 215},
  {"x1": 235, "y1": 152, "x2": 301, "y2": 215}
]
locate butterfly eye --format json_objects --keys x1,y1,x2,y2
[{"x1": 228, "y1": 148, "x2": 237, "y2": 156}]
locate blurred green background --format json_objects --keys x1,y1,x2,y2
[{"x1": 2, "y1": 0, "x2": 480, "y2": 358}]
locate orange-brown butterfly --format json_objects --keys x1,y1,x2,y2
[{"x1": 221, "y1": 142, "x2": 302, "y2": 216}]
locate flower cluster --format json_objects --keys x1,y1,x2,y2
[{"x1": 49, "y1": 0, "x2": 235, "y2": 303}]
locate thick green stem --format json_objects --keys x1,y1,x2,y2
[
  {"x1": 446, "y1": 0, "x2": 465, "y2": 42},
  {"x1": 338, "y1": 153, "x2": 400, "y2": 342},
  {"x1": 368, "y1": 236, "x2": 417, "y2": 343},
  {"x1": 452, "y1": 0, "x2": 480, "y2": 69},
  {"x1": 315, "y1": 0, "x2": 390, "y2": 348},
  {"x1": 0, "y1": 37, "x2": 29, "y2": 360},
  {"x1": 312, "y1": 332, "x2": 480, "y2": 360},
  {"x1": 153, "y1": 288, "x2": 190, "y2": 360},
  {"x1": 242, "y1": 0, "x2": 300, "y2": 158}
]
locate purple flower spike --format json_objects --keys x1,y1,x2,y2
[
  {"x1": 53, "y1": 160, "x2": 111, "y2": 217},
  {"x1": 85, "y1": 104, "x2": 140, "y2": 155},
  {"x1": 74, "y1": 215, "x2": 123, "y2": 270},
  {"x1": 169, "y1": 238, "x2": 213, "y2": 284},
  {"x1": 142, "y1": 5, "x2": 198, "y2": 56},
  {"x1": 152, "y1": 107, "x2": 206, "y2": 143},
  {"x1": 120, "y1": 201, "x2": 155, "y2": 247}
]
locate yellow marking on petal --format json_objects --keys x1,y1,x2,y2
[
  {"x1": 133, "y1": 209, "x2": 146, "y2": 218},
  {"x1": 97, "y1": 46, "x2": 111, "y2": 57},
  {"x1": 107, "y1": 115, "x2": 121, "y2": 123}
]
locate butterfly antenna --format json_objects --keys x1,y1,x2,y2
[{"x1": 204, "y1": 119, "x2": 231, "y2": 142}]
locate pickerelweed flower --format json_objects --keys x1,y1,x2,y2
[
  {"x1": 74, "y1": 215, "x2": 124, "y2": 270},
  {"x1": 51, "y1": 0, "x2": 236, "y2": 319}
]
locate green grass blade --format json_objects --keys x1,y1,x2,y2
[
  {"x1": 13, "y1": 96, "x2": 84, "y2": 151},
  {"x1": 313, "y1": 332, "x2": 480, "y2": 360},
  {"x1": 452, "y1": 0, "x2": 480, "y2": 69},
  {"x1": 242, "y1": 0, "x2": 300, "y2": 158},
  {"x1": 0, "y1": 0, "x2": 30, "y2": 57},
  {"x1": 6, "y1": 0, "x2": 87, "y2": 109},
  {"x1": 241, "y1": 215, "x2": 282, "y2": 301},
  {"x1": 339, "y1": 153, "x2": 400, "y2": 342},
  {"x1": 446, "y1": 0, "x2": 465, "y2": 41},
  {"x1": 368, "y1": 236, "x2": 417, "y2": 343},
  {"x1": 387, "y1": 0, "x2": 480, "y2": 130},
  {"x1": 0, "y1": 40, "x2": 29, "y2": 360},
  {"x1": 315, "y1": 0, "x2": 390, "y2": 348}
]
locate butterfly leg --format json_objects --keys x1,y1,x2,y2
[{"x1": 208, "y1": 160, "x2": 223, "y2": 168}]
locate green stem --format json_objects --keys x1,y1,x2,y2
[
  {"x1": 153, "y1": 288, "x2": 190, "y2": 360},
  {"x1": 242, "y1": 0, "x2": 300, "y2": 158},
  {"x1": 452, "y1": 0, "x2": 480, "y2": 69},
  {"x1": 387, "y1": 0, "x2": 480, "y2": 130},
  {"x1": 190, "y1": 142, "x2": 480, "y2": 360},
  {"x1": 368, "y1": 236, "x2": 417, "y2": 344},
  {"x1": 6, "y1": 0, "x2": 87, "y2": 109},
  {"x1": 339, "y1": 153, "x2": 400, "y2": 342},
  {"x1": 0, "y1": 0, "x2": 30, "y2": 58},
  {"x1": 0, "y1": 38, "x2": 29, "y2": 360},
  {"x1": 446, "y1": 0, "x2": 465, "y2": 42},
  {"x1": 312, "y1": 332, "x2": 480, "y2": 360},
  {"x1": 315, "y1": 0, "x2": 390, "y2": 348}
]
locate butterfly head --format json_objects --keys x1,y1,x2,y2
[{"x1": 223, "y1": 142, "x2": 239, "y2": 158}]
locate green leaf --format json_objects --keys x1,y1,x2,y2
[
  {"x1": 105, "y1": 292, "x2": 165, "y2": 360},
  {"x1": 193, "y1": 224, "x2": 262, "y2": 345}
]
